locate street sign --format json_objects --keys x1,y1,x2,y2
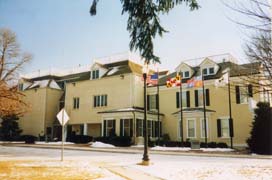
[
  {"x1": 57, "y1": 108, "x2": 69, "y2": 126},
  {"x1": 56, "y1": 108, "x2": 69, "y2": 161}
]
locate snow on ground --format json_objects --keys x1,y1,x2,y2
[
  {"x1": 35, "y1": 141, "x2": 74, "y2": 145},
  {"x1": 90, "y1": 141, "x2": 115, "y2": 148},
  {"x1": 151, "y1": 146, "x2": 234, "y2": 152},
  {"x1": 0, "y1": 141, "x2": 24, "y2": 144}
]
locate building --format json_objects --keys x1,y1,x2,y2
[{"x1": 18, "y1": 53, "x2": 272, "y2": 147}]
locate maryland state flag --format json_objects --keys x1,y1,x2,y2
[{"x1": 166, "y1": 73, "x2": 181, "y2": 88}]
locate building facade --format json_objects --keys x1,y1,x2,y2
[{"x1": 18, "y1": 53, "x2": 272, "y2": 147}]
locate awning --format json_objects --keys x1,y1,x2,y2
[{"x1": 98, "y1": 106, "x2": 164, "y2": 116}]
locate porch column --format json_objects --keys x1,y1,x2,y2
[{"x1": 83, "y1": 123, "x2": 88, "y2": 135}]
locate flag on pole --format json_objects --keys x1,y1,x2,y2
[
  {"x1": 166, "y1": 73, "x2": 182, "y2": 88},
  {"x1": 215, "y1": 72, "x2": 229, "y2": 87},
  {"x1": 186, "y1": 75, "x2": 203, "y2": 88},
  {"x1": 150, "y1": 73, "x2": 158, "y2": 85}
]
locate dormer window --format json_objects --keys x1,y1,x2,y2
[
  {"x1": 183, "y1": 71, "x2": 190, "y2": 78},
  {"x1": 92, "y1": 70, "x2": 99, "y2": 79},
  {"x1": 203, "y1": 67, "x2": 215, "y2": 76}
]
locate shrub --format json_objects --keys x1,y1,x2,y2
[
  {"x1": 70, "y1": 135, "x2": 93, "y2": 144},
  {"x1": 110, "y1": 136, "x2": 132, "y2": 147},
  {"x1": 0, "y1": 115, "x2": 22, "y2": 141},
  {"x1": 207, "y1": 142, "x2": 217, "y2": 148},
  {"x1": 247, "y1": 102, "x2": 272, "y2": 155},
  {"x1": 200, "y1": 142, "x2": 207, "y2": 148},
  {"x1": 19, "y1": 135, "x2": 37, "y2": 144},
  {"x1": 217, "y1": 142, "x2": 228, "y2": 148},
  {"x1": 183, "y1": 141, "x2": 191, "y2": 147},
  {"x1": 94, "y1": 136, "x2": 131, "y2": 147}
]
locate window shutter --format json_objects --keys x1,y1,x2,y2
[
  {"x1": 156, "y1": 94, "x2": 159, "y2": 110},
  {"x1": 186, "y1": 91, "x2": 190, "y2": 107},
  {"x1": 205, "y1": 89, "x2": 210, "y2": 106},
  {"x1": 77, "y1": 98, "x2": 80, "y2": 108},
  {"x1": 96, "y1": 70, "x2": 99, "y2": 78},
  {"x1": 136, "y1": 119, "x2": 139, "y2": 137},
  {"x1": 248, "y1": 84, "x2": 253, "y2": 97},
  {"x1": 73, "y1": 98, "x2": 76, "y2": 109},
  {"x1": 103, "y1": 120, "x2": 107, "y2": 136},
  {"x1": 176, "y1": 92, "x2": 180, "y2": 108},
  {"x1": 105, "y1": 95, "x2": 108, "y2": 106},
  {"x1": 152, "y1": 121, "x2": 155, "y2": 137},
  {"x1": 120, "y1": 119, "x2": 124, "y2": 136},
  {"x1": 147, "y1": 95, "x2": 150, "y2": 110},
  {"x1": 229, "y1": 118, "x2": 234, "y2": 137},
  {"x1": 93, "y1": 96, "x2": 96, "y2": 107},
  {"x1": 235, "y1": 86, "x2": 240, "y2": 104},
  {"x1": 217, "y1": 119, "x2": 221, "y2": 137},
  {"x1": 195, "y1": 90, "x2": 199, "y2": 107},
  {"x1": 130, "y1": 119, "x2": 133, "y2": 137}
]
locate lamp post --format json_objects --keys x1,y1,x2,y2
[{"x1": 142, "y1": 64, "x2": 149, "y2": 165}]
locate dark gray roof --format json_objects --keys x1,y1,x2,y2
[
  {"x1": 98, "y1": 106, "x2": 164, "y2": 116},
  {"x1": 158, "y1": 62, "x2": 260, "y2": 86}
]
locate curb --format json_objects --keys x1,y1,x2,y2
[{"x1": 2, "y1": 144, "x2": 272, "y2": 160}]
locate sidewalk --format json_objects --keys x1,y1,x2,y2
[{"x1": 3, "y1": 143, "x2": 272, "y2": 160}]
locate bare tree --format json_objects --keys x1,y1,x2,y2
[
  {"x1": 225, "y1": 0, "x2": 271, "y2": 93},
  {"x1": 0, "y1": 28, "x2": 32, "y2": 117}
]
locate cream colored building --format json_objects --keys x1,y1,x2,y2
[{"x1": 18, "y1": 53, "x2": 271, "y2": 147}]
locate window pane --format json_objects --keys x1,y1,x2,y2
[
  {"x1": 181, "y1": 91, "x2": 187, "y2": 107},
  {"x1": 209, "y1": 67, "x2": 214, "y2": 74},
  {"x1": 188, "y1": 120, "x2": 195, "y2": 138},
  {"x1": 96, "y1": 70, "x2": 99, "y2": 79},
  {"x1": 203, "y1": 68, "x2": 207, "y2": 75},
  {"x1": 184, "y1": 71, "x2": 189, "y2": 78},
  {"x1": 201, "y1": 119, "x2": 208, "y2": 138},
  {"x1": 149, "y1": 95, "x2": 157, "y2": 110},
  {"x1": 221, "y1": 119, "x2": 230, "y2": 137},
  {"x1": 240, "y1": 87, "x2": 248, "y2": 103}
]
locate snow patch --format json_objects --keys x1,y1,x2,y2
[
  {"x1": 200, "y1": 148, "x2": 234, "y2": 152},
  {"x1": 90, "y1": 142, "x2": 115, "y2": 148},
  {"x1": 151, "y1": 146, "x2": 191, "y2": 151},
  {"x1": 35, "y1": 141, "x2": 74, "y2": 145}
]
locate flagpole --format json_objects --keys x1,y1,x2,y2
[
  {"x1": 157, "y1": 68, "x2": 160, "y2": 145},
  {"x1": 201, "y1": 70, "x2": 208, "y2": 147},
  {"x1": 179, "y1": 71, "x2": 183, "y2": 145},
  {"x1": 228, "y1": 72, "x2": 234, "y2": 149}
]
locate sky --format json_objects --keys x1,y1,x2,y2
[{"x1": 0, "y1": 0, "x2": 251, "y2": 73}]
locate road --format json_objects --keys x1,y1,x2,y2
[{"x1": 0, "y1": 145, "x2": 271, "y2": 180}]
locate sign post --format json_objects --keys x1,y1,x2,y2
[{"x1": 56, "y1": 108, "x2": 69, "y2": 161}]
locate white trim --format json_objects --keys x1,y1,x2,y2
[
  {"x1": 186, "y1": 118, "x2": 196, "y2": 138},
  {"x1": 200, "y1": 118, "x2": 209, "y2": 138}
]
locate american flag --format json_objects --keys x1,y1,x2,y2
[{"x1": 149, "y1": 73, "x2": 158, "y2": 85}]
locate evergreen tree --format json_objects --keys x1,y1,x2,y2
[
  {"x1": 0, "y1": 114, "x2": 22, "y2": 141},
  {"x1": 90, "y1": 0, "x2": 199, "y2": 64},
  {"x1": 247, "y1": 102, "x2": 272, "y2": 155}
]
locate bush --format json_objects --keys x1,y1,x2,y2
[
  {"x1": 94, "y1": 136, "x2": 110, "y2": 144},
  {"x1": 19, "y1": 135, "x2": 37, "y2": 144},
  {"x1": 217, "y1": 142, "x2": 228, "y2": 148},
  {"x1": 207, "y1": 142, "x2": 217, "y2": 148},
  {"x1": 247, "y1": 102, "x2": 272, "y2": 155},
  {"x1": 94, "y1": 136, "x2": 131, "y2": 147},
  {"x1": 70, "y1": 135, "x2": 93, "y2": 144},
  {"x1": 110, "y1": 136, "x2": 131, "y2": 147},
  {"x1": 200, "y1": 142, "x2": 207, "y2": 148}
]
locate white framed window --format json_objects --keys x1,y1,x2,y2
[
  {"x1": 181, "y1": 71, "x2": 190, "y2": 78},
  {"x1": 92, "y1": 69, "x2": 99, "y2": 79},
  {"x1": 202, "y1": 67, "x2": 215, "y2": 76},
  {"x1": 178, "y1": 120, "x2": 183, "y2": 138},
  {"x1": 200, "y1": 118, "x2": 209, "y2": 138},
  {"x1": 240, "y1": 86, "x2": 248, "y2": 104},
  {"x1": 136, "y1": 119, "x2": 143, "y2": 137},
  {"x1": 94, "y1": 94, "x2": 107, "y2": 107},
  {"x1": 220, "y1": 118, "x2": 230, "y2": 138},
  {"x1": 149, "y1": 94, "x2": 157, "y2": 110},
  {"x1": 187, "y1": 118, "x2": 196, "y2": 138},
  {"x1": 106, "y1": 119, "x2": 115, "y2": 136},
  {"x1": 197, "y1": 89, "x2": 204, "y2": 107},
  {"x1": 121, "y1": 119, "x2": 131, "y2": 136}
]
